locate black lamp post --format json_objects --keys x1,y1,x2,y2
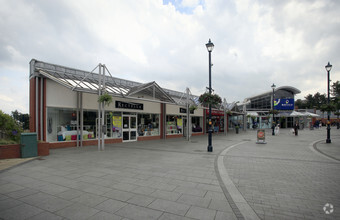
[
  {"x1": 325, "y1": 62, "x2": 332, "y2": 143},
  {"x1": 206, "y1": 39, "x2": 214, "y2": 152},
  {"x1": 271, "y1": 83, "x2": 276, "y2": 136}
]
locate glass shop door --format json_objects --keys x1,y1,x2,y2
[{"x1": 122, "y1": 115, "x2": 137, "y2": 142}]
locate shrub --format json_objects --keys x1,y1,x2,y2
[{"x1": 0, "y1": 110, "x2": 22, "y2": 143}]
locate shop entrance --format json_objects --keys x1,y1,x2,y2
[
  {"x1": 122, "y1": 115, "x2": 137, "y2": 142},
  {"x1": 183, "y1": 117, "x2": 187, "y2": 137}
]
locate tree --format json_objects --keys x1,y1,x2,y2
[
  {"x1": 331, "y1": 80, "x2": 340, "y2": 98},
  {"x1": 295, "y1": 99, "x2": 307, "y2": 109},
  {"x1": 303, "y1": 92, "x2": 327, "y2": 109},
  {"x1": 0, "y1": 110, "x2": 22, "y2": 143},
  {"x1": 313, "y1": 92, "x2": 327, "y2": 109},
  {"x1": 304, "y1": 94, "x2": 315, "y2": 108},
  {"x1": 11, "y1": 110, "x2": 29, "y2": 130}
]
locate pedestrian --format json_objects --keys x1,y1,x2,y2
[
  {"x1": 275, "y1": 124, "x2": 280, "y2": 135},
  {"x1": 293, "y1": 122, "x2": 299, "y2": 136}
]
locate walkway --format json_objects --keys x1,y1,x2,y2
[{"x1": 0, "y1": 128, "x2": 339, "y2": 220}]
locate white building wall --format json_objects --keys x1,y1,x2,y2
[
  {"x1": 166, "y1": 104, "x2": 203, "y2": 117},
  {"x1": 46, "y1": 80, "x2": 77, "y2": 108}
]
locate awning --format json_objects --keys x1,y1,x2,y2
[
  {"x1": 302, "y1": 112, "x2": 320, "y2": 117},
  {"x1": 247, "y1": 112, "x2": 259, "y2": 117},
  {"x1": 290, "y1": 111, "x2": 305, "y2": 117}
]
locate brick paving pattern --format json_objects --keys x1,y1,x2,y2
[{"x1": 0, "y1": 128, "x2": 339, "y2": 219}]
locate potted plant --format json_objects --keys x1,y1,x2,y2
[
  {"x1": 98, "y1": 92, "x2": 112, "y2": 106},
  {"x1": 235, "y1": 125, "x2": 239, "y2": 134}
]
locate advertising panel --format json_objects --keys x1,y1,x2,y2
[{"x1": 274, "y1": 99, "x2": 294, "y2": 110}]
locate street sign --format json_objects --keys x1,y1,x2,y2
[{"x1": 256, "y1": 129, "x2": 267, "y2": 144}]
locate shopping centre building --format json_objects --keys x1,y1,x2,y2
[
  {"x1": 29, "y1": 59, "x2": 240, "y2": 148},
  {"x1": 239, "y1": 86, "x2": 303, "y2": 129}
]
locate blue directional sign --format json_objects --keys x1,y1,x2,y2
[{"x1": 274, "y1": 99, "x2": 294, "y2": 110}]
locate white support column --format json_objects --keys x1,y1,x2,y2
[
  {"x1": 76, "y1": 92, "x2": 80, "y2": 147},
  {"x1": 80, "y1": 92, "x2": 83, "y2": 147},
  {"x1": 98, "y1": 64, "x2": 102, "y2": 151},
  {"x1": 186, "y1": 88, "x2": 190, "y2": 141},
  {"x1": 223, "y1": 98, "x2": 227, "y2": 136},
  {"x1": 40, "y1": 77, "x2": 43, "y2": 141},
  {"x1": 101, "y1": 65, "x2": 106, "y2": 151},
  {"x1": 35, "y1": 77, "x2": 38, "y2": 140}
]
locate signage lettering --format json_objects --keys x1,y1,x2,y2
[
  {"x1": 115, "y1": 101, "x2": 144, "y2": 110},
  {"x1": 180, "y1": 108, "x2": 194, "y2": 114},
  {"x1": 274, "y1": 99, "x2": 294, "y2": 110}
]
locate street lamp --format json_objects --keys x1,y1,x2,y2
[
  {"x1": 271, "y1": 83, "x2": 276, "y2": 136},
  {"x1": 325, "y1": 62, "x2": 332, "y2": 143},
  {"x1": 206, "y1": 39, "x2": 214, "y2": 152}
]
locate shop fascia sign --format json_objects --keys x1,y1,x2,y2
[
  {"x1": 274, "y1": 99, "x2": 294, "y2": 110},
  {"x1": 180, "y1": 108, "x2": 194, "y2": 114},
  {"x1": 205, "y1": 109, "x2": 224, "y2": 116},
  {"x1": 115, "y1": 101, "x2": 144, "y2": 110}
]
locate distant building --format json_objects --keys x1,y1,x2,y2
[{"x1": 239, "y1": 86, "x2": 301, "y2": 129}]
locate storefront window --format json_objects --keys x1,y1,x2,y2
[
  {"x1": 47, "y1": 107, "x2": 96, "y2": 142},
  {"x1": 166, "y1": 115, "x2": 183, "y2": 135},
  {"x1": 138, "y1": 114, "x2": 160, "y2": 136},
  {"x1": 83, "y1": 111, "x2": 96, "y2": 139},
  {"x1": 110, "y1": 112, "x2": 122, "y2": 138},
  {"x1": 192, "y1": 117, "x2": 203, "y2": 133}
]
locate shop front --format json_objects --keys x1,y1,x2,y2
[
  {"x1": 30, "y1": 59, "x2": 207, "y2": 149},
  {"x1": 45, "y1": 80, "x2": 162, "y2": 145},
  {"x1": 205, "y1": 110, "x2": 225, "y2": 133},
  {"x1": 166, "y1": 105, "x2": 204, "y2": 138}
]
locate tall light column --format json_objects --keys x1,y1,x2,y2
[
  {"x1": 206, "y1": 39, "x2": 214, "y2": 152},
  {"x1": 325, "y1": 62, "x2": 332, "y2": 143},
  {"x1": 271, "y1": 83, "x2": 276, "y2": 136}
]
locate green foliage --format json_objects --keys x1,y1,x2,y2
[
  {"x1": 198, "y1": 93, "x2": 222, "y2": 107},
  {"x1": 11, "y1": 110, "x2": 29, "y2": 130},
  {"x1": 98, "y1": 93, "x2": 112, "y2": 106},
  {"x1": 0, "y1": 110, "x2": 22, "y2": 143},
  {"x1": 320, "y1": 104, "x2": 336, "y2": 113},
  {"x1": 331, "y1": 81, "x2": 340, "y2": 97},
  {"x1": 268, "y1": 109, "x2": 279, "y2": 115},
  {"x1": 296, "y1": 81, "x2": 340, "y2": 110},
  {"x1": 189, "y1": 105, "x2": 197, "y2": 112}
]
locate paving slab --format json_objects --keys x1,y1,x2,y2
[{"x1": 0, "y1": 129, "x2": 338, "y2": 220}]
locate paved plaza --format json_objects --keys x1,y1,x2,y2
[{"x1": 0, "y1": 128, "x2": 339, "y2": 220}]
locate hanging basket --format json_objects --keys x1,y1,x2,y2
[
  {"x1": 98, "y1": 93, "x2": 112, "y2": 106},
  {"x1": 189, "y1": 105, "x2": 198, "y2": 112},
  {"x1": 198, "y1": 92, "x2": 222, "y2": 106},
  {"x1": 268, "y1": 109, "x2": 279, "y2": 115}
]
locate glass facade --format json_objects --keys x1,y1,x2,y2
[
  {"x1": 137, "y1": 114, "x2": 160, "y2": 136},
  {"x1": 47, "y1": 107, "x2": 96, "y2": 142},
  {"x1": 166, "y1": 115, "x2": 183, "y2": 135},
  {"x1": 47, "y1": 107, "x2": 160, "y2": 142},
  {"x1": 192, "y1": 116, "x2": 203, "y2": 133},
  {"x1": 247, "y1": 89, "x2": 295, "y2": 110}
]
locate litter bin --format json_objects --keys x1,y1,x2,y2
[{"x1": 20, "y1": 133, "x2": 38, "y2": 158}]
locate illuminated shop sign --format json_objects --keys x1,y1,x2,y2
[
  {"x1": 115, "y1": 101, "x2": 144, "y2": 110},
  {"x1": 274, "y1": 99, "x2": 294, "y2": 110}
]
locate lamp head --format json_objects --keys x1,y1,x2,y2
[
  {"x1": 325, "y1": 62, "x2": 332, "y2": 72},
  {"x1": 271, "y1": 83, "x2": 276, "y2": 89},
  {"x1": 206, "y1": 39, "x2": 214, "y2": 52}
]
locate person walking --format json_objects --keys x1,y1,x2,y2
[{"x1": 293, "y1": 122, "x2": 299, "y2": 136}]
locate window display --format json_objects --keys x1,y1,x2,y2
[
  {"x1": 47, "y1": 108, "x2": 96, "y2": 142},
  {"x1": 166, "y1": 115, "x2": 182, "y2": 135},
  {"x1": 192, "y1": 117, "x2": 203, "y2": 133},
  {"x1": 137, "y1": 114, "x2": 159, "y2": 136}
]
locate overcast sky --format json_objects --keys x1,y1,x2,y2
[{"x1": 1, "y1": 0, "x2": 339, "y2": 114}]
